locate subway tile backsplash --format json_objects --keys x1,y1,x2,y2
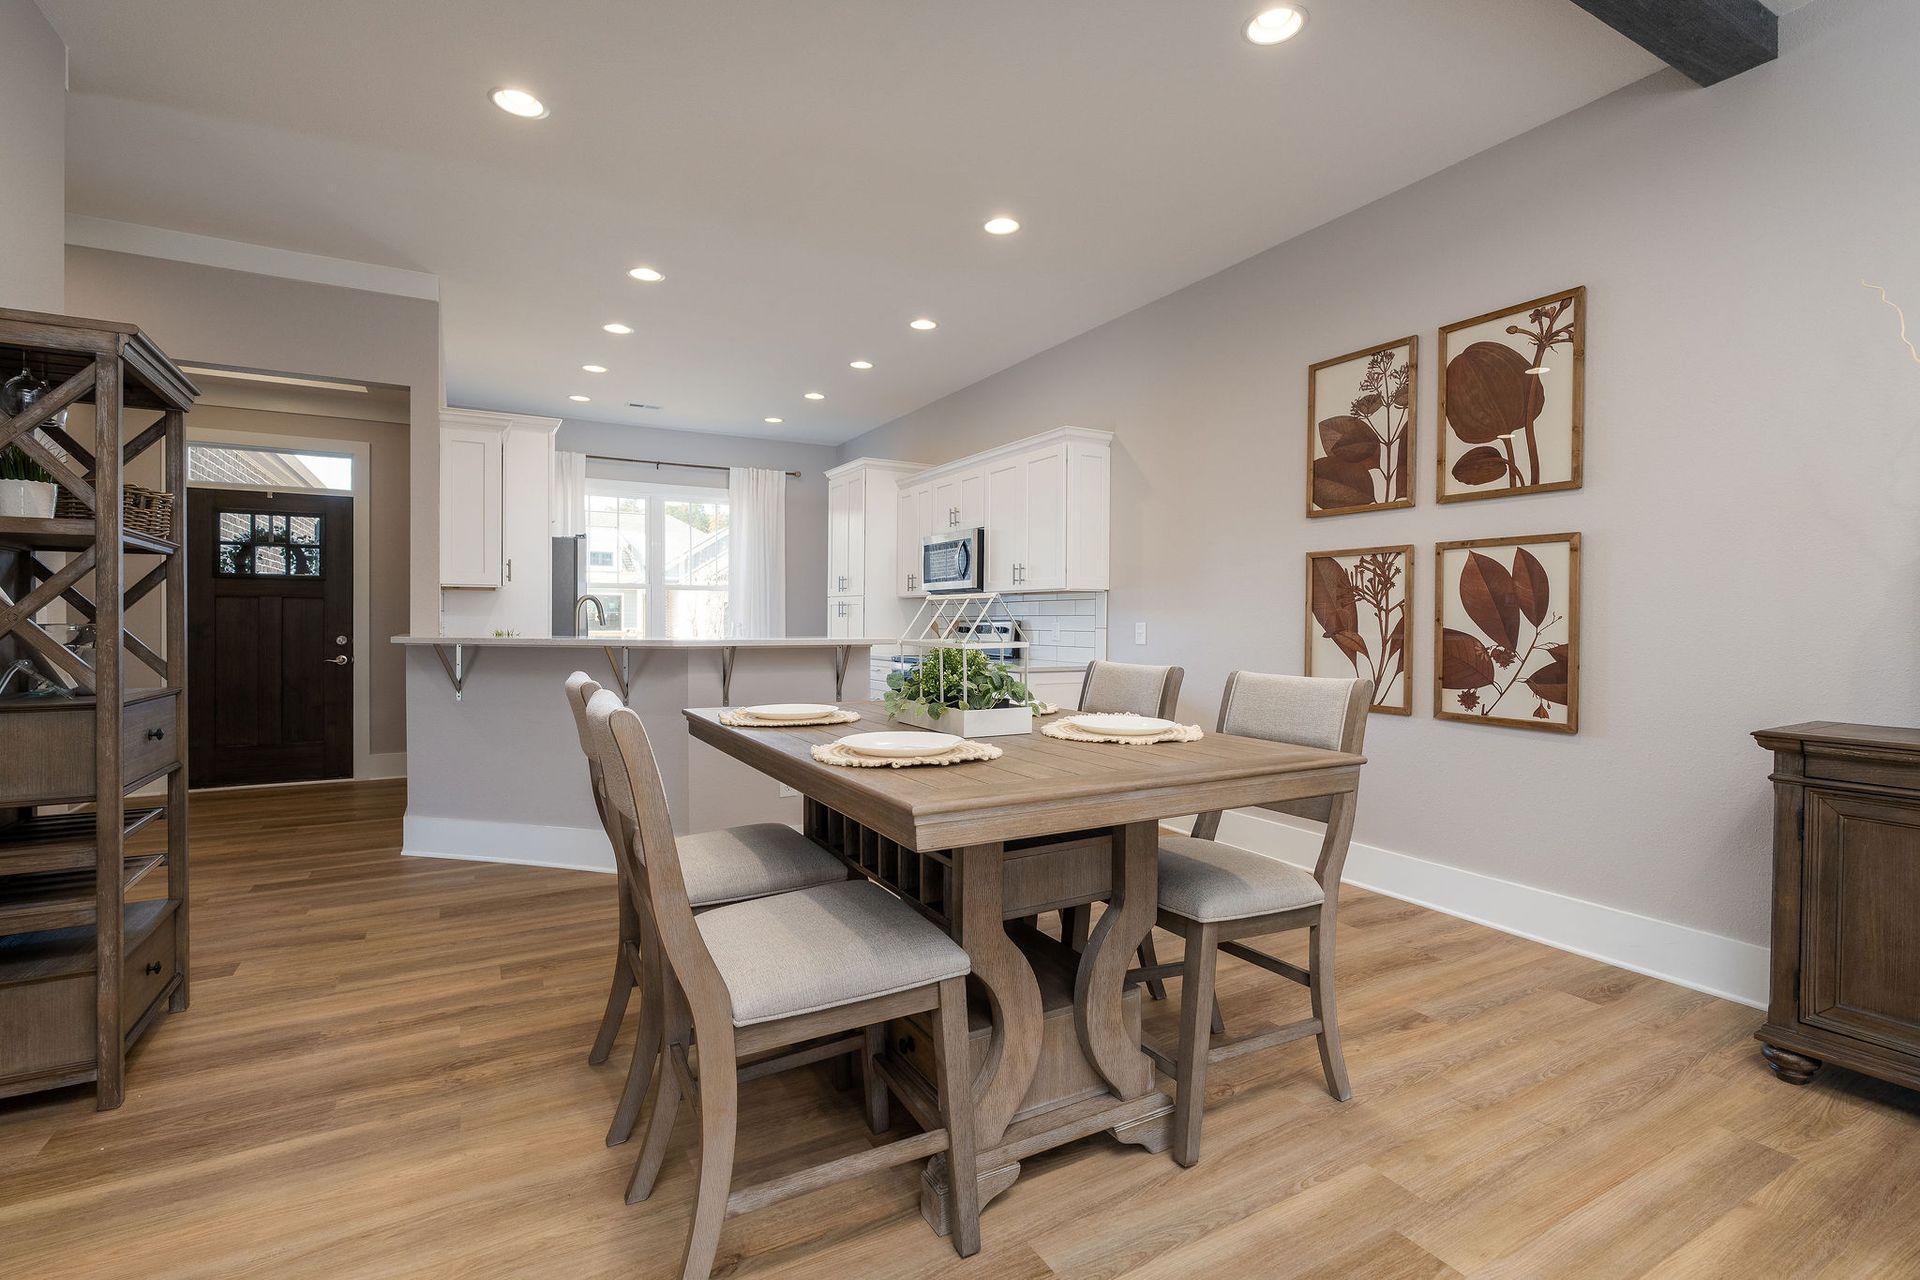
[{"x1": 1002, "y1": 592, "x2": 1107, "y2": 667}]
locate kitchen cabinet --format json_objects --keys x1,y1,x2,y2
[
  {"x1": 909, "y1": 428, "x2": 1109, "y2": 594},
  {"x1": 984, "y1": 443, "x2": 1069, "y2": 591},
  {"x1": 439, "y1": 408, "x2": 560, "y2": 637},
  {"x1": 930, "y1": 467, "x2": 985, "y2": 533},
  {"x1": 824, "y1": 457, "x2": 923, "y2": 642},
  {"x1": 897, "y1": 482, "x2": 934, "y2": 596}
]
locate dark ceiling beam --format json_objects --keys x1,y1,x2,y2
[{"x1": 1566, "y1": 0, "x2": 1778, "y2": 86}]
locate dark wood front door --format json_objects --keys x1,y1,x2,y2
[{"x1": 188, "y1": 491, "x2": 353, "y2": 787}]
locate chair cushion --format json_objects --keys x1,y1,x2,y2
[
  {"x1": 680, "y1": 823, "x2": 847, "y2": 908},
  {"x1": 1156, "y1": 835, "x2": 1325, "y2": 923},
  {"x1": 697, "y1": 880, "x2": 971, "y2": 1026}
]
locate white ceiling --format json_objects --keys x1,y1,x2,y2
[{"x1": 44, "y1": 0, "x2": 1672, "y2": 445}]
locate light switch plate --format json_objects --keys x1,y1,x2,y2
[{"x1": 1134, "y1": 621, "x2": 1147, "y2": 645}]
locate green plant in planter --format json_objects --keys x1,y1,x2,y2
[
  {"x1": 885, "y1": 646, "x2": 1036, "y2": 721},
  {"x1": 0, "y1": 445, "x2": 54, "y2": 485}
]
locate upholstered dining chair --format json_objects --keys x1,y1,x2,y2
[
  {"x1": 586, "y1": 690, "x2": 982, "y2": 1277},
  {"x1": 563, "y1": 673, "x2": 847, "y2": 1146},
  {"x1": 1132, "y1": 670, "x2": 1371, "y2": 1168},
  {"x1": 1050, "y1": 660, "x2": 1188, "y2": 953}
]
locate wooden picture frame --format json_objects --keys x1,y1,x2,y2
[
  {"x1": 1433, "y1": 532, "x2": 1580, "y2": 733},
  {"x1": 1305, "y1": 544, "x2": 1414, "y2": 715},
  {"x1": 1306, "y1": 335, "x2": 1418, "y2": 517},
  {"x1": 1436, "y1": 287, "x2": 1585, "y2": 503}
]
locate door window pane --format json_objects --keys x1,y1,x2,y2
[
  {"x1": 214, "y1": 509, "x2": 323, "y2": 578},
  {"x1": 189, "y1": 444, "x2": 352, "y2": 491}
]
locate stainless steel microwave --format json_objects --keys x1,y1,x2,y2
[{"x1": 922, "y1": 528, "x2": 985, "y2": 593}]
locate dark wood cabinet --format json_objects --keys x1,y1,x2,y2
[{"x1": 1753, "y1": 722, "x2": 1920, "y2": 1090}]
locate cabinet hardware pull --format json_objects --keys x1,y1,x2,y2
[
  {"x1": 506, "y1": 558, "x2": 512, "y2": 582},
  {"x1": 145, "y1": 727, "x2": 165, "y2": 741},
  {"x1": 144, "y1": 961, "x2": 163, "y2": 976}
]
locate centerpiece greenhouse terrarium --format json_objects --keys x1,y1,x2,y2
[{"x1": 886, "y1": 593, "x2": 1041, "y2": 737}]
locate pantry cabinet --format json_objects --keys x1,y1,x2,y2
[{"x1": 824, "y1": 458, "x2": 922, "y2": 642}]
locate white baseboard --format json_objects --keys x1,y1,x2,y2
[
  {"x1": 362, "y1": 752, "x2": 408, "y2": 780},
  {"x1": 1172, "y1": 810, "x2": 1768, "y2": 1009},
  {"x1": 402, "y1": 814, "x2": 613, "y2": 874}
]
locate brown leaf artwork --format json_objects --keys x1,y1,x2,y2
[
  {"x1": 1435, "y1": 534, "x2": 1580, "y2": 732},
  {"x1": 1307, "y1": 338, "x2": 1417, "y2": 516},
  {"x1": 1439, "y1": 288, "x2": 1585, "y2": 502},
  {"x1": 1306, "y1": 545, "x2": 1413, "y2": 715}
]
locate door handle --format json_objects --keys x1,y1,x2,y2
[{"x1": 326, "y1": 654, "x2": 351, "y2": 666}]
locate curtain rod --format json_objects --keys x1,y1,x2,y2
[{"x1": 585, "y1": 452, "x2": 801, "y2": 479}]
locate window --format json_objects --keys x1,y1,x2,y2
[
  {"x1": 583, "y1": 478, "x2": 729, "y2": 638},
  {"x1": 215, "y1": 510, "x2": 323, "y2": 577},
  {"x1": 188, "y1": 444, "x2": 352, "y2": 491}
]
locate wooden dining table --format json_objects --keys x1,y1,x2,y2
[{"x1": 685, "y1": 702, "x2": 1366, "y2": 1233}]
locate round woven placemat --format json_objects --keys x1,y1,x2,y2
[
  {"x1": 810, "y1": 740, "x2": 1003, "y2": 768},
  {"x1": 718, "y1": 708, "x2": 862, "y2": 728},
  {"x1": 1041, "y1": 715, "x2": 1204, "y2": 745}
]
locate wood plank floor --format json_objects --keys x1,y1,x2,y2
[{"x1": 4, "y1": 781, "x2": 1918, "y2": 1278}]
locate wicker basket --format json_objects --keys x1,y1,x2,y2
[{"x1": 55, "y1": 484, "x2": 177, "y2": 541}]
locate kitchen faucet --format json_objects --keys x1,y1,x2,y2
[{"x1": 574, "y1": 594, "x2": 607, "y2": 635}]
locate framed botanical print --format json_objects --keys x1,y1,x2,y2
[
  {"x1": 1306, "y1": 335, "x2": 1417, "y2": 517},
  {"x1": 1434, "y1": 532, "x2": 1580, "y2": 733},
  {"x1": 1437, "y1": 287, "x2": 1584, "y2": 503},
  {"x1": 1305, "y1": 544, "x2": 1413, "y2": 715}
]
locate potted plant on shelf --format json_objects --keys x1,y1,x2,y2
[
  {"x1": 885, "y1": 646, "x2": 1038, "y2": 738},
  {"x1": 0, "y1": 445, "x2": 58, "y2": 518}
]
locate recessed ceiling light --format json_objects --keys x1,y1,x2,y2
[
  {"x1": 764, "y1": 416, "x2": 783, "y2": 424},
  {"x1": 603, "y1": 323, "x2": 633, "y2": 335},
  {"x1": 804, "y1": 391, "x2": 826, "y2": 400},
  {"x1": 628, "y1": 266, "x2": 664, "y2": 282},
  {"x1": 910, "y1": 318, "x2": 938, "y2": 331},
  {"x1": 489, "y1": 87, "x2": 549, "y2": 119},
  {"x1": 569, "y1": 394, "x2": 590, "y2": 403},
  {"x1": 849, "y1": 360, "x2": 874, "y2": 370},
  {"x1": 983, "y1": 216, "x2": 1021, "y2": 236},
  {"x1": 582, "y1": 364, "x2": 608, "y2": 374},
  {"x1": 1244, "y1": 5, "x2": 1308, "y2": 45}
]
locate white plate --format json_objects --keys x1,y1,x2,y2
[
  {"x1": 740, "y1": 703, "x2": 838, "y2": 721},
  {"x1": 1067, "y1": 714, "x2": 1176, "y2": 737},
  {"x1": 839, "y1": 731, "x2": 964, "y2": 759}
]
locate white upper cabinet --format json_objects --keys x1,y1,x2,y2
[
  {"x1": 901, "y1": 427, "x2": 1111, "y2": 595},
  {"x1": 439, "y1": 408, "x2": 560, "y2": 636},
  {"x1": 897, "y1": 482, "x2": 934, "y2": 595},
  {"x1": 823, "y1": 458, "x2": 923, "y2": 640},
  {"x1": 827, "y1": 471, "x2": 866, "y2": 597},
  {"x1": 439, "y1": 419, "x2": 505, "y2": 588}
]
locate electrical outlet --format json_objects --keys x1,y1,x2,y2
[
  {"x1": 1134, "y1": 621, "x2": 1148, "y2": 645},
  {"x1": 777, "y1": 783, "x2": 799, "y2": 798}
]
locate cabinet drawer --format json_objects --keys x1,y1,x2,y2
[
  {"x1": 0, "y1": 690, "x2": 179, "y2": 805},
  {"x1": 1802, "y1": 744, "x2": 1920, "y2": 793},
  {"x1": 123, "y1": 920, "x2": 177, "y2": 1032},
  {"x1": 0, "y1": 904, "x2": 179, "y2": 1090}
]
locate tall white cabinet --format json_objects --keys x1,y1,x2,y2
[
  {"x1": 825, "y1": 458, "x2": 922, "y2": 641},
  {"x1": 439, "y1": 408, "x2": 561, "y2": 637}
]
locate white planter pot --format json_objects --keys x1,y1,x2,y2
[
  {"x1": 890, "y1": 703, "x2": 1034, "y2": 738},
  {"x1": 0, "y1": 479, "x2": 57, "y2": 518}
]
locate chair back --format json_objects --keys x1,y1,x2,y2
[
  {"x1": 1079, "y1": 660, "x2": 1186, "y2": 719},
  {"x1": 585, "y1": 692, "x2": 731, "y2": 1018},
  {"x1": 564, "y1": 671, "x2": 609, "y2": 819},
  {"x1": 1195, "y1": 671, "x2": 1371, "y2": 886}
]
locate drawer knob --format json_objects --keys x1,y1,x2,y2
[
  {"x1": 895, "y1": 1034, "x2": 916, "y2": 1054},
  {"x1": 144, "y1": 961, "x2": 163, "y2": 975},
  {"x1": 146, "y1": 727, "x2": 166, "y2": 741}
]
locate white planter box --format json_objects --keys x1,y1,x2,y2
[
  {"x1": 890, "y1": 703, "x2": 1034, "y2": 738},
  {"x1": 0, "y1": 479, "x2": 57, "y2": 518}
]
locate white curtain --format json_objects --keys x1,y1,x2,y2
[
  {"x1": 551, "y1": 450, "x2": 588, "y2": 538},
  {"x1": 728, "y1": 466, "x2": 786, "y2": 637}
]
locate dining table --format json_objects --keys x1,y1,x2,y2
[{"x1": 684, "y1": 701, "x2": 1367, "y2": 1234}]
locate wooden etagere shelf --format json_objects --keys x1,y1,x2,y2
[{"x1": 0, "y1": 307, "x2": 198, "y2": 1109}]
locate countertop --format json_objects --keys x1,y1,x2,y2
[{"x1": 391, "y1": 635, "x2": 890, "y2": 649}]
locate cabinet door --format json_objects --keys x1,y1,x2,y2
[
  {"x1": 931, "y1": 468, "x2": 986, "y2": 532},
  {"x1": 828, "y1": 475, "x2": 864, "y2": 596},
  {"x1": 440, "y1": 427, "x2": 502, "y2": 587},
  {"x1": 496, "y1": 426, "x2": 555, "y2": 631},
  {"x1": 897, "y1": 484, "x2": 931, "y2": 596},
  {"x1": 1019, "y1": 445, "x2": 1068, "y2": 591},
  {"x1": 828, "y1": 596, "x2": 864, "y2": 639},
  {"x1": 1802, "y1": 790, "x2": 1920, "y2": 1055},
  {"x1": 984, "y1": 457, "x2": 1027, "y2": 592}
]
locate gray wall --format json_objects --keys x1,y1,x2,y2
[
  {"x1": 842, "y1": 0, "x2": 1920, "y2": 947},
  {"x1": 65, "y1": 247, "x2": 444, "y2": 635},
  {"x1": 555, "y1": 418, "x2": 841, "y2": 636},
  {"x1": 0, "y1": 0, "x2": 64, "y2": 311}
]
